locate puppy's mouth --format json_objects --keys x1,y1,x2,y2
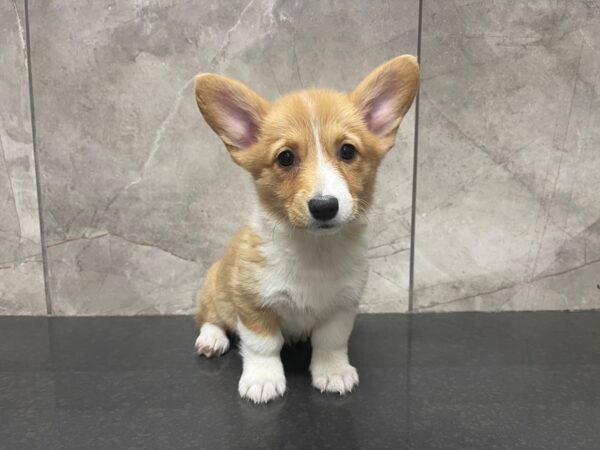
[
  {"x1": 307, "y1": 220, "x2": 343, "y2": 235},
  {"x1": 317, "y1": 223, "x2": 335, "y2": 229}
]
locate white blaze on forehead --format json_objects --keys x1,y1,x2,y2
[{"x1": 302, "y1": 94, "x2": 354, "y2": 223}]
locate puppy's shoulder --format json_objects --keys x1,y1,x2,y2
[{"x1": 221, "y1": 225, "x2": 266, "y2": 270}]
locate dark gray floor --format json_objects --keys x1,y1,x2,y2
[{"x1": 1, "y1": 312, "x2": 599, "y2": 449}]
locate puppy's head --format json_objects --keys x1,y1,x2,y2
[{"x1": 195, "y1": 55, "x2": 419, "y2": 234}]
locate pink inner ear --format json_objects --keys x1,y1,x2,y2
[
  {"x1": 226, "y1": 109, "x2": 259, "y2": 149},
  {"x1": 365, "y1": 77, "x2": 400, "y2": 136},
  {"x1": 366, "y1": 95, "x2": 396, "y2": 136},
  {"x1": 218, "y1": 93, "x2": 260, "y2": 149}
]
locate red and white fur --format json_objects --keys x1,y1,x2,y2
[{"x1": 193, "y1": 55, "x2": 419, "y2": 403}]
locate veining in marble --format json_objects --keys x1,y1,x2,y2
[
  {"x1": 414, "y1": 1, "x2": 600, "y2": 311},
  {"x1": 29, "y1": 0, "x2": 419, "y2": 314},
  {"x1": 0, "y1": 0, "x2": 46, "y2": 314}
]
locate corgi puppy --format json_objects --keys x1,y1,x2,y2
[{"x1": 193, "y1": 55, "x2": 419, "y2": 404}]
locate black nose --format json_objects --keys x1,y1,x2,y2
[{"x1": 308, "y1": 195, "x2": 339, "y2": 221}]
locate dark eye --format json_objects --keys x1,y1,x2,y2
[
  {"x1": 277, "y1": 149, "x2": 295, "y2": 167},
  {"x1": 340, "y1": 143, "x2": 357, "y2": 161}
]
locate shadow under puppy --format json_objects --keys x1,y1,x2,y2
[{"x1": 193, "y1": 55, "x2": 419, "y2": 404}]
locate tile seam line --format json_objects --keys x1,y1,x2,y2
[
  {"x1": 24, "y1": 0, "x2": 52, "y2": 315},
  {"x1": 408, "y1": 0, "x2": 423, "y2": 312}
]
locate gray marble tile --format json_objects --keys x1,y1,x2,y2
[
  {"x1": 414, "y1": 1, "x2": 600, "y2": 311},
  {"x1": 29, "y1": 0, "x2": 418, "y2": 314},
  {"x1": 0, "y1": 0, "x2": 46, "y2": 314}
]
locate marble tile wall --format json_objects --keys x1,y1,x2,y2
[
  {"x1": 27, "y1": 0, "x2": 418, "y2": 314},
  {"x1": 4, "y1": 0, "x2": 600, "y2": 315},
  {"x1": 0, "y1": 0, "x2": 46, "y2": 314},
  {"x1": 413, "y1": 1, "x2": 600, "y2": 311}
]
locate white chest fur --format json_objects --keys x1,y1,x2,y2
[{"x1": 252, "y1": 215, "x2": 368, "y2": 340}]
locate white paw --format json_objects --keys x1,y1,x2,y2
[
  {"x1": 195, "y1": 323, "x2": 230, "y2": 358},
  {"x1": 238, "y1": 368, "x2": 286, "y2": 404},
  {"x1": 312, "y1": 361, "x2": 359, "y2": 394},
  {"x1": 238, "y1": 355, "x2": 285, "y2": 403}
]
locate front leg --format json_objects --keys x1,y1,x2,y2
[
  {"x1": 237, "y1": 317, "x2": 285, "y2": 404},
  {"x1": 310, "y1": 308, "x2": 358, "y2": 394}
]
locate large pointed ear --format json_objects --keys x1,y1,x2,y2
[
  {"x1": 195, "y1": 73, "x2": 270, "y2": 154},
  {"x1": 350, "y1": 55, "x2": 419, "y2": 147}
]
